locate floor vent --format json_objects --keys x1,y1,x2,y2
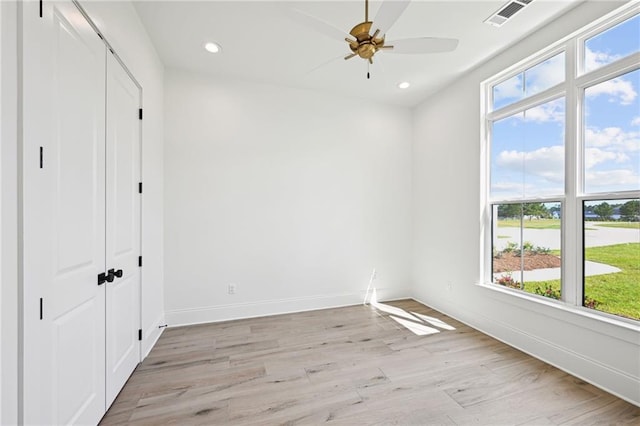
[{"x1": 485, "y1": 0, "x2": 533, "y2": 27}]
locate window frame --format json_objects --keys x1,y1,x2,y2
[{"x1": 480, "y1": 3, "x2": 640, "y2": 324}]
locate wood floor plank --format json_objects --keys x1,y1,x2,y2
[
  {"x1": 328, "y1": 386, "x2": 462, "y2": 425},
  {"x1": 100, "y1": 300, "x2": 640, "y2": 425}
]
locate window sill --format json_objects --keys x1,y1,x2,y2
[{"x1": 476, "y1": 281, "x2": 640, "y2": 345}]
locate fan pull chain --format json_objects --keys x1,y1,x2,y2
[{"x1": 367, "y1": 62, "x2": 370, "y2": 79}]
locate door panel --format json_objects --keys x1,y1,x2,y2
[
  {"x1": 53, "y1": 3, "x2": 103, "y2": 273},
  {"x1": 109, "y1": 274, "x2": 137, "y2": 368},
  {"x1": 53, "y1": 298, "x2": 102, "y2": 424},
  {"x1": 105, "y1": 52, "x2": 141, "y2": 408},
  {"x1": 22, "y1": 1, "x2": 107, "y2": 425},
  {"x1": 49, "y1": 4, "x2": 106, "y2": 424}
]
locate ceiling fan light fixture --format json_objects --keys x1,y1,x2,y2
[
  {"x1": 398, "y1": 81, "x2": 410, "y2": 89},
  {"x1": 204, "y1": 42, "x2": 222, "y2": 53},
  {"x1": 292, "y1": 0, "x2": 459, "y2": 74}
]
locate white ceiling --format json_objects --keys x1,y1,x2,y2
[{"x1": 133, "y1": 0, "x2": 582, "y2": 107}]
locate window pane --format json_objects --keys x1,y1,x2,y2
[
  {"x1": 491, "y1": 113, "x2": 524, "y2": 198},
  {"x1": 490, "y1": 98, "x2": 565, "y2": 199},
  {"x1": 584, "y1": 14, "x2": 640, "y2": 73},
  {"x1": 492, "y1": 53, "x2": 565, "y2": 111},
  {"x1": 583, "y1": 199, "x2": 640, "y2": 320},
  {"x1": 493, "y1": 74, "x2": 524, "y2": 110},
  {"x1": 584, "y1": 69, "x2": 640, "y2": 194},
  {"x1": 493, "y1": 202, "x2": 562, "y2": 299},
  {"x1": 524, "y1": 53, "x2": 565, "y2": 98}
]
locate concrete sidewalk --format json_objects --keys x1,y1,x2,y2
[{"x1": 493, "y1": 260, "x2": 621, "y2": 282}]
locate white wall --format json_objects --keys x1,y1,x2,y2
[
  {"x1": 411, "y1": 0, "x2": 639, "y2": 406},
  {"x1": 164, "y1": 69, "x2": 413, "y2": 325},
  {"x1": 1, "y1": 2, "x2": 19, "y2": 424},
  {"x1": 80, "y1": 1, "x2": 165, "y2": 356}
]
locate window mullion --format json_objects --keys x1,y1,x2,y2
[
  {"x1": 582, "y1": 191, "x2": 640, "y2": 202},
  {"x1": 575, "y1": 52, "x2": 640, "y2": 89},
  {"x1": 487, "y1": 85, "x2": 565, "y2": 121},
  {"x1": 563, "y1": 38, "x2": 580, "y2": 307},
  {"x1": 480, "y1": 111, "x2": 492, "y2": 284}
]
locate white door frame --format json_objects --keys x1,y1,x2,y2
[{"x1": 2, "y1": 2, "x2": 21, "y2": 424}]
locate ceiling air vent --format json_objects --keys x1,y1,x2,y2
[{"x1": 485, "y1": 0, "x2": 533, "y2": 27}]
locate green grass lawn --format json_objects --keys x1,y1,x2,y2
[
  {"x1": 498, "y1": 219, "x2": 560, "y2": 229},
  {"x1": 521, "y1": 243, "x2": 639, "y2": 320},
  {"x1": 595, "y1": 222, "x2": 640, "y2": 230}
]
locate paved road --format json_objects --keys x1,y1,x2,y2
[{"x1": 494, "y1": 222, "x2": 639, "y2": 251}]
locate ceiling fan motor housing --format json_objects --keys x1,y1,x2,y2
[{"x1": 348, "y1": 21, "x2": 385, "y2": 60}]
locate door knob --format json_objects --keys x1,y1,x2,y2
[
  {"x1": 114, "y1": 269, "x2": 123, "y2": 278},
  {"x1": 106, "y1": 269, "x2": 115, "y2": 282}
]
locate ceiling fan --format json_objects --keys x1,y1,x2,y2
[{"x1": 290, "y1": 0, "x2": 459, "y2": 77}]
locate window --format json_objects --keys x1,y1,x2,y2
[
  {"x1": 583, "y1": 199, "x2": 640, "y2": 320},
  {"x1": 492, "y1": 202, "x2": 562, "y2": 299},
  {"x1": 483, "y1": 5, "x2": 640, "y2": 322},
  {"x1": 490, "y1": 97, "x2": 565, "y2": 199},
  {"x1": 583, "y1": 68, "x2": 640, "y2": 194},
  {"x1": 583, "y1": 14, "x2": 640, "y2": 73},
  {"x1": 492, "y1": 53, "x2": 565, "y2": 110}
]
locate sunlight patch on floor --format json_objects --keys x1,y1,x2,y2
[
  {"x1": 368, "y1": 289, "x2": 456, "y2": 336},
  {"x1": 389, "y1": 315, "x2": 440, "y2": 336},
  {"x1": 370, "y1": 299, "x2": 418, "y2": 322},
  {"x1": 411, "y1": 312, "x2": 456, "y2": 331}
]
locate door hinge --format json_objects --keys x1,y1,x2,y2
[
  {"x1": 39, "y1": 298, "x2": 43, "y2": 320},
  {"x1": 139, "y1": 108, "x2": 143, "y2": 120},
  {"x1": 39, "y1": 147, "x2": 43, "y2": 168},
  {"x1": 39, "y1": 0, "x2": 43, "y2": 18},
  {"x1": 138, "y1": 329, "x2": 143, "y2": 341},
  {"x1": 138, "y1": 256, "x2": 142, "y2": 267},
  {"x1": 138, "y1": 182, "x2": 143, "y2": 194}
]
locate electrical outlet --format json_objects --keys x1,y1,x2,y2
[{"x1": 228, "y1": 283, "x2": 236, "y2": 295}]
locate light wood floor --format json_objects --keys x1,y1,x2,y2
[{"x1": 100, "y1": 299, "x2": 640, "y2": 425}]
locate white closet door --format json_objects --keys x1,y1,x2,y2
[
  {"x1": 105, "y1": 52, "x2": 141, "y2": 407},
  {"x1": 22, "y1": 1, "x2": 107, "y2": 424}
]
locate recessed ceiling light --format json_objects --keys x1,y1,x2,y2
[
  {"x1": 204, "y1": 42, "x2": 221, "y2": 53},
  {"x1": 398, "y1": 82, "x2": 410, "y2": 89}
]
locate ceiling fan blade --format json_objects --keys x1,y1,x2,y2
[
  {"x1": 285, "y1": 8, "x2": 352, "y2": 43},
  {"x1": 304, "y1": 54, "x2": 348, "y2": 76},
  {"x1": 372, "y1": 0, "x2": 411, "y2": 37},
  {"x1": 385, "y1": 37, "x2": 459, "y2": 54}
]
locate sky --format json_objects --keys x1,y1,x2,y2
[{"x1": 490, "y1": 14, "x2": 640, "y2": 200}]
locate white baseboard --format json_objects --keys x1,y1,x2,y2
[
  {"x1": 412, "y1": 295, "x2": 640, "y2": 408},
  {"x1": 165, "y1": 288, "x2": 410, "y2": 327},
  {"x1": 165, "y1": 293, "x2": 362, "y2": 327},
  {"x1": 141, "y1": 314, "x2": 166, "y2": 360}
]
